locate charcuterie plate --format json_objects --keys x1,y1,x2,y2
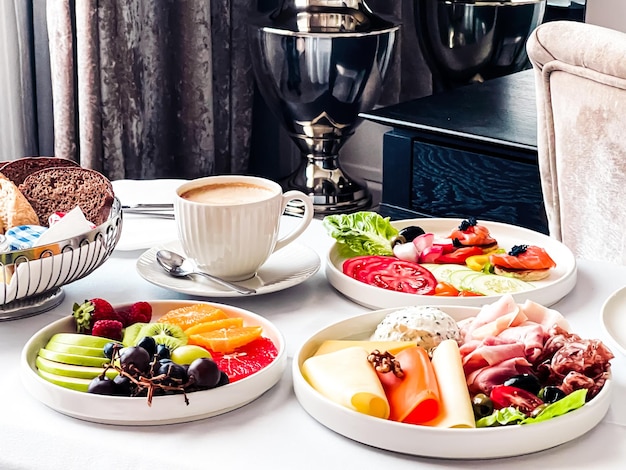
[
  {"x1": 326, "y1": 218, "x2": 577, "y2": 309},
  {"x1": 293, "y1": 306, "x2": 611, "y2": 459}
]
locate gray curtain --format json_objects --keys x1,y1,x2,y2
[
  {"x1": 0, "y1": 0, "x2": 54, "y2": 161},
  {"x1": 367, "y1": 0, "x2": 433, "y2": 105},
  {"x1": 47, "y1": 0, "x2": 254, "y2": 180}
]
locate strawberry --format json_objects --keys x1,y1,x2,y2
[
  {"x1": 118, "y1": 301, "x2": 152, "y2": 327},
  {"x1": 91, "y1": 319, "x2": 124, "y2": 341},
  {"x1": 72, "y1": 298, "x2": 119, "y2": 333}
]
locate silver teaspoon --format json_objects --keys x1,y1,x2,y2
[{"x1": 156, "y1": 249, "x2": 256, "y2": 295}]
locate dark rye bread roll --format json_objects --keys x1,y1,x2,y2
[
  {"x1": 0, "y1": 157, "x2": 80, "y2": 186},
  {"x1": 18, "y1": 167, "x2": 115, "y2": 227}
]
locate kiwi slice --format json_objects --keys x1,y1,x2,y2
[
  {"x1": 137, "y1": 323, "x2": 187, "y2": 350},
  {"x1": 122, "y1": 322, "x2": 148, "y2": 348}
]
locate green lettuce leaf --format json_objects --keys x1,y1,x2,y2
[
  {"x1": 323, "y1": 212, "x2": 399, "y2": 258},
  {"x1": 476, "y1": 406, "x2": 526, "y2": 428},
  {"x1": 521, "y1": 389, "x2": 587, "y2": 425},
  {"x1": 476, "y1": 389, "x2": 588, "y2": 428}
]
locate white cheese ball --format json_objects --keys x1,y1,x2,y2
[{"x1": 370, "y1": 306, "x2": 460, "y2": 353}]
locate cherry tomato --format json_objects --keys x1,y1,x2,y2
[
  {"x1": 490, "y1": 385, "x2": 543, "y2": 415},
  {"x1": 458, "y1": 290, "x2": 484, "y2": 297},
  {"x1": 435, "y1": 282, "x2": 460, "y2": 296},
  {"x1": 342, "y1": 255, "x2": 437, "y2": 295},
  {"x1": 435, "y1": 246, "x2": 484, "y2": 264}
]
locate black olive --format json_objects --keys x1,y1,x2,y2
[
  {"x1": 397, "y1": 226, "x2": 425, "y2": 243},
  {"x1": 471, "y1": 393, "x2": 494, "y2": 418},
  {"x1": 503, "y1": 374, "x2": 541, "y2": 395},
  {"x1": 538, "y1": 386, "x2": 567, "y2": 404}
]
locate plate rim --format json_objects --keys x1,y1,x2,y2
[
  {"x1": 21, "y1": 299, "x2": 287, "y2": 425},
  {"x1": 292, "y1": 305, "x2": 612, "y2": 459},
  {"x1": 136, "y1": 240, "x2": 321, "y2": 298},
  {"x1": 326, "y1": 217, "x2": 577, "y2": 308},
  {"x1": 601, "y1": 285, "x2": 626, "y2": 355}
]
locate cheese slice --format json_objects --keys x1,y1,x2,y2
[
  {"x1": 425, "y1": 339, "x2": 476, "y2": 428},
  {"x1": 302, "y1": 346, "x2": 390, "y2": 419},
  {"x1": 314, "y1": 340, "x2": 417, "y2": 357}
]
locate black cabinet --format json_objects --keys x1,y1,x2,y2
[{"x1": 362, "y1": 70, "x2": 548, "y2": 234}]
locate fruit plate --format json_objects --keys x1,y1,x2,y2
[
  {"x1": 326, "y1": 218, "x2": 577, "y2": 309},
  {"x1": 292, "y1": 306, "x2": 612, "y2": 459},
  {"x1": 601, "y1": 285, "x2": 626, "y2": 356},
  {"x1": 20, "y1": 300, "x2": 287, "y2": 425}
]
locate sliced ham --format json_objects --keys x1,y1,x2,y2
[
  {"x1": 519, "y1": 299, "x2": 571, "y2": 333},
  {"x1": 467, "y1": 356, "x2": 533, "y2": 395},
  {"x1": 462, "y1": 338, "x2": 526, "y2": 377},
  {"x1": 497, "y1": 322, "x2": 546, "y2": 362},
  {"x1": 462, "y1": 294, "x2": 524, "y2": 341}
]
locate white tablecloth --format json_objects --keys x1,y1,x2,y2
[{"x1": 1, "y1": 180, "x2": 625, "y2": 470}]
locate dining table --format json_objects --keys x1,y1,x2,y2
[{"x1": 1, "y1": 179, "x2": 625, "y2": 470}]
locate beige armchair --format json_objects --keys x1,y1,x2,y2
[{"x1": 527, "y1": 20, "x2": 626, "y2": 265}]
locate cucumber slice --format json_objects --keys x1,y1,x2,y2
[
  {"x1": 448, "y1": 270, "x2": 486, "y2": 291},
  {"x1": 425, "y1": 264, "x2": 473, "y2": 284},
  {"x1": 469, "y1": 274, "x2": 534, "y2": 296}
]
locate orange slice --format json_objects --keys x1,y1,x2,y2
[
  {"x1": 159, "y1": 304, "x2": 228, "y2": 331},
  {"x1": 184, "y1": 317, "x2": 244, "y2": 336},
  {"x1": 189, "y1": 326, "x2": 263, "y2": 353}
]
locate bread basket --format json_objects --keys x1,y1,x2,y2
[{"x1": 0, "y1": 198, "x2": 123, "y2": 320}]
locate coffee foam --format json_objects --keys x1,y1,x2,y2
[{"x1": 181, "y1": 182, "x2": 274, "y2": 205}]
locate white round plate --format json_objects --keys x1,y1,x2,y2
[
  {"x1": 21, "y1": 300, "x2": 287, "y2": 425},
  {"x1": 137, "y1": 240, "x2": 320, "y2": 298},
  {"x1": 293, "y1": 306, "x2": 611, "y2": 459},
  {"x1": 601, "y1": 286, "x2": 626, "y2": 355},
  {"x1": 326, "y1": 218, "x2": 577, "y2": 308}
]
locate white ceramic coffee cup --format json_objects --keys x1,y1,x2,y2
[{"x1": 174, "y1": 175, "x2": 314, "y2": 281}]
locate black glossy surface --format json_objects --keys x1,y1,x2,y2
[
  {"x1": 362, "y1": 70, "x2": 548, "y2": 233},
  {"x1": 361, "y1": 69, "x2": 537, "y2": 156}
]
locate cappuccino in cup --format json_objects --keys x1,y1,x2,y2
[
  {"x1": 175, "y1": 175, "x2": 314, "y2": 281},
  {"x1": 181, "y1": 182, "x2": 274, "y2": 205}
]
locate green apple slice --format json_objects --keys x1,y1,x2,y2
[
  {"x1": 47, "y1": 333, "x2": 119, "y2": 349},
  {"x1": 37, "y1": 369, "x2": 92, "y2": 392},
  {"x1": 36, "y1": 356, "x2": 117, "y2": 380},
  {"x1": 45, "y1": 341, "x2": 106, "y2": 358},
  {"x1": 38, "y1": 348, "x2": 111, "y2": 367}
]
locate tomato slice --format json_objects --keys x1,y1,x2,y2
[
  {"x1": 435, "y1": 246, "x2": 484, "y2": 264},
  {"x1": 342, "y1": 255, "x2": 437, "y2": 295},
  {"x1": 489, "y1": 385, "x2": 543, "y2": 415}
]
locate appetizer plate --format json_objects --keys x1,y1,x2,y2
[
  {"x1": 137, "y1": 240, "x2": 320, "y2": 298},
  {"x1": 601, "y1": 286, "x2": 626, "y2": 355},
  {"x1": 293, "y1": 306, "x2": 612, "y2": 459},
  {"x1": 21, "y1": 300, "x2": 287, "y2": 425},
  {"x1": 326, "y1": 218, "x2": 577, "y2": 308}
]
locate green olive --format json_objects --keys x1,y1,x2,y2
[
  {"x1": 530, "y1": 403, "x2": 549, "y2": 418},
  {"x1": 471, "y1": 393, "x2": 494, "y2": 418}
]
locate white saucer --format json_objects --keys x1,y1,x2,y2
[
  {"x1": 601, "y1": 286, "x2": 626, "y2": 355},
  {"x1": 137, "y1": 240, "x2": 321, "y2": 297}
]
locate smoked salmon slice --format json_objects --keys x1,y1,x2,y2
[
  {"x1": 448, "y1": 217, "x2": 497, "y2": 247},
  {"x1": 489, "y1": 245, "x2": 556, "y2": 270}
]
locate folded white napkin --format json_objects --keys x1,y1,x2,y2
[{"x1": 112, "y1": 179, "x2": 186, "y2": 251}]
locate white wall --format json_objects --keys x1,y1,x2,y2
[{"x1": 586, "y1": 0, "x2": 626, "y2": 33}]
